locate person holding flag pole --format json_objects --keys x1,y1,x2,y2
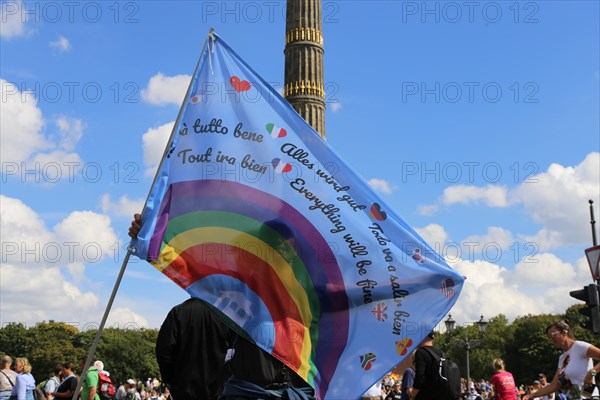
[
  {"x1": 74, "y1": 26, "x2": 316, "y2": 399},
  {"x1": 129, "y1": 214, "x2": 316, "y2": 400}
]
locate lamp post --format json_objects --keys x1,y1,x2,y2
[{"x1": 445, "y1": 314, "x2": 488, "y2": 399}]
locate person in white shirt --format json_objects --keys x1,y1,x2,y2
[
  {"x1": 524, "y1": 320, "x2": 600, "y2": 400},
  {"x1": 44, "y1": 365, "x2": 62, "y2": 400}
]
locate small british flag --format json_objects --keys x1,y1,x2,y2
[
  {"x1": 441, "y1": 279, "x2": 455, "y2": 299},
  {"x1": 371, "y1": 302, "x2": 388, "y2": 322}
]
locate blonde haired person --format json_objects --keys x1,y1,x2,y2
[
  {"x1": 524, "y1": 320, "x2": 600, "y2": 400},
  {"x1": 490, "y1": 358, "x2": 517, "y2": 400},
  {"x1": 10, "y1": 358, "x2": 35, "y2": 400}
]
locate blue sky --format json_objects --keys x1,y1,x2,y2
[{"x1": 1, "y1": 0, "x2": 599, "y2": 329}]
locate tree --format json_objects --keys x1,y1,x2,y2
[
  {"x1": 565, "y1": 304, "x2": 598, "y2": 343},
  {"x1": 0, "y1": 323, "x2": 31, "y2": 359},
  {"x1": 472, "y1": 314, "x2": 513, "y2": 379},
  {"x1": 438, "y1": 320, "x2": 501, "y2": 381},
  {"x1": 505, "y1": 314, "x2": 559, "y2": 384},
  {"x1": 28, "y1": 321, "x2": 83, "y2": 381},
  {"x1": 74, "y1": 328, "x2": 159, "y2": 385}
]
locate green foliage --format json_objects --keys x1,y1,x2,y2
[
  {"x1": 28, "y1": 321, "x2": 83, "y2": 382},
  {"x1": 505, "y1": 314, "x2": 559, "y2": 384},
  {"x1": 0, "y1": 322, "x2": 159, "y2": 386},
  {"x1": 76, "y1": 328, "x2": 160, "y2": 385},
  {"x1": 437, "y1": 318, "x2": 505, "y2": 381},
  {"x1": 565, "y1": 304, "x2": 598, "y2": 344},
  {"x1": 0, "y1": 323, "x2": 31, "y2": 359}
]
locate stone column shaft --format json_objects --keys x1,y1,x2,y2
[{"x1": 284, "y1": 0, "x2": 325, "y2": 138}]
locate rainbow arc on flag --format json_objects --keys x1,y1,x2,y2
[{"x1": 133, "y1": 32, "x2": 464, "y2": 399}]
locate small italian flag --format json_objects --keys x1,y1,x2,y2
[{"x1": 266, "y1": 123, "x2": 287, "y2": 138}]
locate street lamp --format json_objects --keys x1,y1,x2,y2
[{"x1": 445, "y1": 314, "x2": 488, "y2": 399}]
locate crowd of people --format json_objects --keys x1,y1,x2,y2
[
  {"x1": 367, "y1": 372, "x2": 557, "y2": 400},
  {"x1": 0, "y1": 356, "x2": 168, "y2": 400},
  {"x1": 1, "y1": 318, "x2": 599, "y2": 400},
  {"x1": 1, "y1": 317, "x2": 599, "y2": 400},
  {"x1": 113, "y1": 377, "x2": 170, "y2": 400},
  {"x1": 361, "y1": 320, "x2": 600, "y2": 400}
]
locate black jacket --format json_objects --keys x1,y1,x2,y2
[
  {"x1": 156, "y1": 298, "x2": 232, "y2": 400},
  {"x1": 156, "y1": 298, "x2": 309, "y2": 399},
  {"x1": 413, "y1": 345, "x2": 444, "y2": 400}
]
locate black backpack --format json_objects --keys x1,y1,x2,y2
[{"x1": 422, "y1": 346, "x2": 462, "y2": 400}]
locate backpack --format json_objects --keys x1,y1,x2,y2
[
  {"x1": 422, "y1": 346, "x2": 462, "y2": 400},
  {"x1": 124, "y1": 391, "x2": 136, "y2": 400},
  {"x1": 97, "y1": 371, "x2": 115, "y2": 400},
  {"x1": 37, "y1": 379, "x2": 48, "y2": 394},
  {"x1": 38, "y1": 376, "x2": 59, "y2": 396},
  {"x1": 34, "y1": 386, "x2": 46, "y2": 400}
]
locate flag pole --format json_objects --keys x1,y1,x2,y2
[
  {"x1": 139, "y1": 26, "x2": 215, "y2": 216},
  {"x1": 71, "y1": 28, "x2": 215, "y2": 400}
]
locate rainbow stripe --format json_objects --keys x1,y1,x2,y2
[{"x1": 146, "y1": 180, "x2": 348, "y2": 397}]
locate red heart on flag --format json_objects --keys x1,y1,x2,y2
[{"x1": 230, "y1": 76, "x2": 251, "y2": 92}]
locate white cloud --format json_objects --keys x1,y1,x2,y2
[
  {"x1": 66, "y1": 262, "x2": 86, "y2": 283},
  {"x1": 510, "y1": 252, "x2": 578, "y2": 288},
  {"x1": 330, "y1": 102, "x2": 342, "y2": 112},
  {"x1": 0, "y1": 195, "x2": 149, "y2": 327},
  {"x1": 1, "y1": 263, "x2": 99, "y2": 323},
  {"x1": 416, "y1": 204, "x2": 439, "y2": 216},
  {"x1": 141, "y1": 73, "x2": 191, "y2": 106},
  {"x1": 462, "y1": 226, "x2": 515, "y2": 250},
  {"x1": 30, "y1": 151, "x2": 84, "y2": 182},
  {"x1": 101, "y1": 194, "x2": 145, "y2": 218},
  {"x1": 512, "y1": 152, "x2": 600, "y2": 250},
  {"x1": 441, "y1": 184, "x2": 510, "y2": 207},
  {"x1": 53, "y1": 211, "x2": 119, "y2": 262},
  {"x1": 1, "y1": 80, "x2": 86, "y2": 181},
  {"x1": 55, "y1": 116, "x2": 85, "y2": 150},
  {"x1": 49, "y1": 36, "x2": 71, "y2": 52},
  {"x1": 142, "y1": 121, "x2": 174, "y2": 176},
  {"x1": 0, "y1": 79, "x2": 49, "y2": 163},
  {"x1": 2, "y1": 203, "x2": 118, "y2": 267},
  {"x1": 0, "y1": 196, "x2": 101, "y2": 322},
  {"x1": 0, "y1": 1, "x2": 29, "y2": 39},
  {"x1": 415, "y1": 224, "x2": 448, "y2": 247},
  {"x1": 0, "y1": 195, "x2": 54, "y2": 251},
  {"x1": 368, "y1": 178, "x2": 395, "y2": 194},
  {"x1": 446, "y1": 254, "x2": 591, "y2": 325},
  {"x1": 417, "y1": 153, "x2": 599, "y2": 250},
  {"x1": 106, "y1": 308, "x2": 149, "y2": 328},
  {"x1": 448, "y1": 259, "x2": 540, "y2": 324},
  {"x1": 409, "y1": 220, "x2": 595, "y2": 326},
  {"x1": 418, "y1": 184, "x2": 509, "y2": 215}
]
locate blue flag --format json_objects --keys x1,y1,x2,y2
[{"x1": 133, "y1": 32, "x2": 463, "y2": 400}]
